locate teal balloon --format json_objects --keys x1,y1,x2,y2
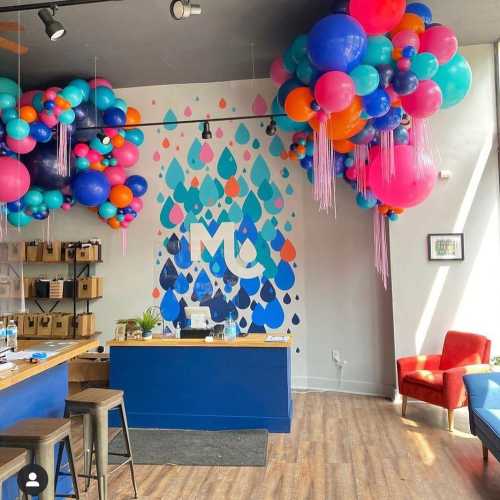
[
  {"x1": 8, "y1": 211, "x2": 32, "y2": 227},
  {"x1": 98, "y1": 202, "x2": 117, "y2": 219},
  {"x1": 272, "y1": 97, "x2": 310, "y2": 133},
  {"x1": 283, "y1": 46, "x2": 297, "y2": 73},
  {"x1": 91, "y1": 86, "x2": 115, "y2": 111},
  {"x1": 2, "y1": 107, "x2": 18, "y2": 122},
  {"x1": 75, "y1": 157, "x2": 89, "y2": 170},
  {"x1": 125, "y1": 128, "x2": 144, "y2": 146},
  {"x1": 32, "y1": 92, "x2": 44, "y2": 112},
  {"x1": 363, "y1": 36, "x2": 393, "y2": 66},
  {"x1": 6, "y1": 118, "x2": 29, "y2": 140},
  {"x1": 61, "y1": 85, "x2": 84, "y2": 107},
  {"x1": 43, "y1": 190, "x2": 63, "y2": 209},
  {"x1": 411, "y1": 53, "x2": 439, "y2": 81},
  {"x1": 433, "y1": 53, "x2": 472, "y2": 109},
  {"x1": 350, "y1": 65, "x2": 380, "y2": 96},
  {"x1": 116, "y1": 214, "x2": 125, "y2": 222},
  {"x1": 296, "y1": 58, "x2": 319, "y2": 85},
  {"x1": 59, "y1": 109, "x2": 75, "y2": 125},
  {"x1": 113, "y1": 98, "x2": 127, "y2": 113},
  {"x1": 69, "y1": 79, "x2": 90, "y2": 101},
  {"x1": 291, "y1": 34, "x2": 308, "y2": 63},
  {"x1": 0, "y1": 93, "x2": 15, "y2": 110},
  {"x1": 0, "y1": 77, "x2": 20, "y2": 98},
  {"x1": 90, "y1": 136, "x2": 113, "y2": 155}
]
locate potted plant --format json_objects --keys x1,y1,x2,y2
[{"x1": 134, "y1": 307, "x2": 161, "y2": 340}]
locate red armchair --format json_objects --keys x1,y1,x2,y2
[{"x1": 397, "y1": 331, "x2": 491, "y2": 431}]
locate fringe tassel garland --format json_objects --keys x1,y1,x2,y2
[
  {"x1": 410, "y1": 118, "x2": 434, "y2": 179},
  {"x1": 56, "y1": 123, "x2": 71, "y2": 177},
  {"x1": 313, "y1": 121, "x2": 336, "y2": 214},
  {"x1": 121, "y1": 228, "x2": 127, "y2": 257},
  {"x1": 354, "y1": 144, "x2": 370, "y2": 196},
  {"x1": 380, "y1": 130, "x2": 395, "y2": 183},
  {"x1": 373, "y1": 208, "x2": 389, "y2": 290}
]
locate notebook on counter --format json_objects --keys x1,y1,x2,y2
[{"x1": 265, "y1": 335, "x2": 290, "y2": 342}]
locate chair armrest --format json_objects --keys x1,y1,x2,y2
[
  {"x1": 443, "y1": 364, "x2": 491, "y2": 409},
  {"x1": 464, "y1": 371, "x2": 500, "y2": 410},
  {"x1": 397, "y1": 354, "x2": 441, "y2": 389}
]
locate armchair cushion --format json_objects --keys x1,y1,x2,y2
[
  {"x1": 473, "y1": 408, "x2": 500, "y2": 440},
  {"x1": 397, "y1": 354, "x2": 441, "y2": 389},
  {"x1": 404, "y1": 370, "x2": 443, "y2": 391},
  {"x1": 440, "y1": 331, "x2": 491, "y2": 370}
]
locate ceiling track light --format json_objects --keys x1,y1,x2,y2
[
  {"x1": 38, "y1": 6, "x2": 66, "y2": 41},
  {"x1": 0, "y1": 0, "x2": 123, "y2": 14},
  {"x1": 266, "y1": 117, "x2": 277, "y2": 137},
  {"x1": 170, "y1": 0, "x2": 202, "y2": 20},
  {"x1": 202, "y1": 121, "x2": 212, "y2": 140}
]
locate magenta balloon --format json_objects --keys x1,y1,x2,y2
[
  {"x1": 270, "y1": 57, "x2": 292, "y2": 87},
  {"x1": 89, "y1": 78, "x2": 113, "y2": 89},
  {"x1": 6, "y1": 135, "x2": 37, "y2": 154},
  {"x1": 314, "y1": 71, "x2": 355, "y2": 113},
  {"x1": 0, "y1": 157, "x2": 31, "y2": 202},
  {"x1": 130, "y1": 197, "x2": 143, "y2": 213},
  {"x1": 104, "y1": 166, "x2": 127, "y2": 186},
  {"x1": 368, "y1": 144, "x2": 437, "y2": 208},
  {"x1": 112, "y1": 142, "x2": 139, "y2": 168},
  {"x1": 40, "y1": 111, "x2": 58, "y2": 128},
  {"x1": 350, "y1": 0, "x2": 406, "y2": 36},
  {"x1": 419, "y1": 26, "x2": 458, "y2": 65},
  {"x1": 401, "y1": 80, "x2": 442, "y2": 118},
  {"x1": 392, "y1": 30, "x2": 420, "y2": 51},
  {"x1": 20, "y1": 90, "x2": 41, "y2": 107}
]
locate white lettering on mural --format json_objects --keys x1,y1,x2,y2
[{"x1": 190, "y1": 222, "x2": 264, "y2": 279}]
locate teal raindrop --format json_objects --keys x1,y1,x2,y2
[
  {"x1": 217, "y1": 147, "x2": 237, "y2": 179},
  {"x1": 269, "y1": 136, "x2": 284, "y2": 157},
  {"x1": 187, "y1": 139, "x2": 205, "y2": 170},
  {"x1": 250, "y1": 155, "x2": 270, "y2": 187},
  {"x1": 199, "y1": 175, "x2": 219, "y2": 207},
  {"x1": 235, "y1": 123, "x2": 250, "y2": 145},
  {"x1": 242, "y1": 191, "x2": 262, "y2": 223},
  {"x1": 166, "y1": 158, "x2": 185, "y2": 189},
  {"x1": 163, "y1": 109, "x2": 178, "y2": 131}
]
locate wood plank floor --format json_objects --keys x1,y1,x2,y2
[{"x1": 70, "y1": 392, "x2": 500, "y2": 500}]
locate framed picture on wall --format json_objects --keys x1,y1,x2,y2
[{"x1": 427, "y1": 234, "x2": 465, "y2": 261}]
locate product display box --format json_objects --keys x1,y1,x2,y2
[
  {"x1": 26, "y1": 241, "x2": 43, "y2": 262},
  {"x1": 42, "y1": 241, "x2": 62, "y2": 263},
  {"x1": 75, "y1": 313, "x2": 96, "y2": 337},
  {"x1": 78, "y1": 277, "x2": 102, "y2": 299}
]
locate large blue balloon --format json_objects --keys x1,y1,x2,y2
[
  {"x1": 72, "y1": 171, "x2": 111, "y2": 207},
  {"x1": 307, "y1": 14, "x2": 367, "y2": 73},
  {"x1": 392, "y1": 70, "x2": 419, "y2": 96},
  {"x1": 23, "y1": 141, "x2": 73, "y2": 190},
  {"x1": 103, "y1": 107, "x2": 126, "y2": 127},
  {"x1": 73, "y1": 102, "x2": 104, "y2": 142},
  {"x1": 7, "y1": 198, "x2": 24, "y2": 213},
  {"x1": 30, "y1": 121, "x2": 52, "y2": 143},
  {"x1": 278, "y1": 79, "x2": 302, "y2": 107},
  {"x1": 373, "y1": 107, "x2": 403, "y2": 131},
  {"x1": 406, "y1": 3, "x2": 432, "y2": 25},
  {"x1": 363, "y1": 88, "x2": 391, "y2": 118},
  {"x1": 125, "y1": 175, "x2": 148, "y2": 197}
]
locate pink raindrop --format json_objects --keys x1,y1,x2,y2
[
  {"x1": 153, "y1": 151, "x2": 161, "y2": 162},
  {"x1": 243, "y1": 150, "x2": 251, "y2": 161},
  {"x1": 184, "y1": 106, "x2": 192, "y2": 117},
  {"x1": 216, "y1": 128, "x2": 223, "y2": 139},
  {"x1": 252, "y1": 94, "x2": 268, "y2": 115},
  {"x1": 200, "y1": 142, "x2": 214, "y2": 163},
  {"x1": 169, "y1": 204, "x2": 185, "y2": 225}
]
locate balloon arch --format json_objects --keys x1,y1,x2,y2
[{"x1": 269, "y1": 0, "x2": 472, "y2": 286}]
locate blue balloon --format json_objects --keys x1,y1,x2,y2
[
  {"x1": 103, "y1": 107, "x2": 126, "y2": 127},
  {"x1": 30, "y1": 121, "x2": 52, "y2": 143},
  {"x1": 124, "y1": 128, "x2": 144, "y2": 146},
  {"x1": 125, "y1": 175, "x2": 148, "y2": 197},
  {"x1": 392, "y1": 70, "x2": 419, "y2": 96},
  {"x1": 300, "y1": 156, "x2": 313, "y2": 170},
  {"x1": 373, "y1": 107, "x2": 403, "y2": 131},
  {"x1": 90, "y1": 86, "x2": 115, "y2": 111},
  {"x1": 333, "y1": 153, "x2": 347, "y2": 176},
  {"x1": 363, "y1": 88, "x2": 391, "y2": 118},
  {"x1": 72, "y1": 171, "x2": 111, "y2": 207},
  {"x1": 394, "y1": 125, "x2": 410, "y2": 145},
  {"x1": 406, "y1": 2, "x2": 432, "y2": 25},
  {"x1": 356, "y1": 192, "x2": 378, "y2": 209},
  {"x1": 278, "y1": 79, "x2": 302, "y2": 107},
  {"x1": 308, "y1": 14, "x2": 367, "y2": 72},
  {"x1": 113, "y1": 98, "x2": 127, "y2": 113},
  {"x1": 33, "y1": 210, "x2": 49, "y2": 220},
  {"x1": 73, "y1": 102, "x2": 104, "y2": 142},
  {"x1": 272, "y1": 97, "x2": 310, "y2": 133},
  {"x1": 7, "y1": 199, "x2": 24, "y2": 213},
  {"x1": 388, "y1": 212, "x2": 399, "y2": 221},
  {"x1": 350, "y1": 121, "x2": 377, "y2": 144}
]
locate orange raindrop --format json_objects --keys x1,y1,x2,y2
[
  {"x1": 191, "y1": 176, "x2": 200, "y2": 188},
  {"x1": 280, "y1": 239, "x2": 297, "y2": 262},
  {"x1": 224, "y1": 176, "x2": 240, "y2": 198},
  {"x1": 162, "y1": 137, "x2": 170, "y2": 149},
  {"x1": 219, "y1": 98, "x2": 227, "y2": 109},
  {"x1": 152, "y1": 287, "x2": 160, "y2": 299}
]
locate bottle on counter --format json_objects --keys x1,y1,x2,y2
[
  {"x1": 6, "y1": 319, "x2": 17, "y2": 351},
  {"x1": 174, "y1": 322, "x2": 181, "y2": 339},
  {"x1": 0, "y1": 320, "x2": 5, "y2": 349},
  {"x1": 224, "y1": 312, "x2": 237, "y2": 341}
]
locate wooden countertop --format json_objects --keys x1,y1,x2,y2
[
  {"x1": 0, "y1": 338, "x2": 99, "y2": 391},
  {"x1": 108, "y1": 333, "x2": 291, "y2": 349}
]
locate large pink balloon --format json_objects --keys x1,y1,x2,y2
[
  {"x1": 419, "y1": 26, "x2": 458, "y2": 65},
  {"x1": 368, "y1": 145, "x2": 437, "y2": 208},
  {"x1": 104, "y1": 166, "x2": 127, "y2": 186},
  {"x1": 89, "y1": 78, "x2": 112, "y2": 89},
  {"x1": 314, "y1": 71, "x2": 355, "y2": 113},
  {"x1": 112, "y1": 141, "x2": 139, "y2": 168},
  {"x1": 270, "y1": 57, "x2": 291, "y2": 87},
  {"x1": 0, "y1": 157, "x2": 31, "y2": 202},
  {"x1": 350, "y1": 0, "x2": 406, "y2": 36},
  {"x1": 6, "y1": 136, "x2": 36, "y2": 154},
  {"x1": 392, "y1": 30, "x2": 420, "y2": 51},
  {"x1": 20, "y1": 90, "x2": 41, "y2": 107},
  {"x1": 401, "y1": 80, "x2": 442, "y2": 118}
]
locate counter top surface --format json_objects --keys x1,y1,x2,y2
[
  {"x1": 108, "y1": 333, "x2": 291, "y2": 349},
  {"x1": 0, "y1": 338, "x2": 99, "y2": 391}
]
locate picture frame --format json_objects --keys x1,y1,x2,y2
[{"x1": 427, "y1": 233, "x2": 464, "y2": 261}]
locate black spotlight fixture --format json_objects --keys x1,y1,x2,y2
[
  {"x1": 97, "y1": 133, "x2": 112, "y2": 146},
  {"x1": 266, "y1": 117, "x2": 277, "y2": 137},
  {"x1": 170, "y1": 0, "x2": 202, "y2": 20},
  {"x1": 202, "y1": 121, "x2": 212, "y2": 140},
  {"x1": 38, "y1": 7, "x2": 66, "y2": 41}
]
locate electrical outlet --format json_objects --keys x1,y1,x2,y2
[{"x1": 331, "y1": 349, "x2": 340, "y2": 363}]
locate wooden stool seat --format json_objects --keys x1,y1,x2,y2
[
  {"x1": 0, "y1": 447, "x2": 29, "y2": 482},
  {"x1": 0, "y1": 419, "x2": 71, "y2": 444},
  {"x1": 66, "y1": 389, "x2": 124, "y2": 410}
]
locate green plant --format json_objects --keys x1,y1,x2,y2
[
  {"x1": 492, "y1": 356, "x2": 500, "y2": 366},
  {"x1": 134, "y1": 307, "x2": 161, "y2": 333}
]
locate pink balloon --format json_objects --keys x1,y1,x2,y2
[
  {"x1": 0, "y1": 157, "x2": 30, "y2": 202},
  {"x1": 104, "y1": 166, "x2": 127, "y2": 186},
  {"x1": 419, "y1": 26, "x2": 458, "y2": 65},
  {"x1": 292, "y1": 132, "x2": 308, "y2": 143},
  {"x1": 20, "y1": 90, "x2": 41, "y2": 107},
  {"x1": 120, "y1": 221, "x2": 129, "y2": 229},
  {"x1": 401, "y1": 80, "x2": 442, "y2": 118},
  {"x1": 130, "y1": 197, "x2": 143, "y2": 213},
  {"x1": 124, "y1": 213, "x2": 134, "y2": 222},
  {"x1": 44, "y1": 90, "x2": 57, "y2": 101},
  {"x1": 87, "y1": 150, "x2": 101, "y2": 163},
  {"x1": 89, "y1": 78, "x2": 112, "y2": 89},
  {"x1": 40, "y1": 111, "x2": 58, "y2": 128},
  {"x1": 315, "y1": 71, "x2": 355, "y2": 113},
  {"x1": 104, "y1": 127, "x2": 119, "y2": 138},
  {"x1": 6, "y1": 136, "x2": 36, "y2": 154},
  {"x1": 350, "y1": 0, "x2": 406, "y2": 36},
  {"x1": 62, "y1": 203, "x2": 72, "y2": 211},
  {"x1": 368, "y1": 145, "x2": 437, "y2": 208},
  {"x1": 392, "y1": 30, "x2": 420, "y2": 51},
  {"x1": 270, "y1": 57, "x2": 292, "y2": 87},
  {"x1": 112, "y1": 141, "x2": 139, "y2": 168},
  {"x1": 54, "y1": 107, "x2": 63, "y2": 118},
  {"x1": 397, "y1": 59, "x2": 411, "y2": 71},
  {"x1": 73, "y1": 143, "x2": 89, "y2": 158},
  {"x1": 345, "y1": 167, "x2": 357, "y2": 181}
]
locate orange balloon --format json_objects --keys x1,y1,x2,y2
[
  {"x1": 392, "y1": 207, "x2": 405, "y2": 215},
  {"x1": 126, "y1": 107, "x2": 141, "y2": 126},
  {"x1": 390, "y1": 13, "x2": 425, "y2": 36},
  {"x1": 296, "y1": 145, "x2": 306, "y2": 155},
  {"x1": 378, "y1": 205, "x2": 390, "y2": 215},
  {"x1": 289, "y1": 151, "x2": 298, "y2": 161},
  {"x1": 88, "y1": 207, "x2": 98, "y2": 213},
  {"x1": 109, "y1": 185, "x2": 133, "y2": 208},
  {"x1": 90, "y1": 162, "x2": 105, "y2": 172},
  {"x1": 392, "y1": 48, "x2": 403, "y2": 61},
  {"x1": 112, "y1": 135, "x2": 125, "y2": 148},
  {"x1": 54, "y1": 96, "x2": 71, "y2": 110},
  {"x1": 19, "y1": 106, "x2": 37, "y2": 123},
  {"x1": 285, "y1": 87, "x2": 315, "y2": 122},
  {"x1": 108, "y1": 217, "x2": 121, "y2": 229},
  {"x1": 333, "y1": 139, "x2": 354, "y2": 154}
]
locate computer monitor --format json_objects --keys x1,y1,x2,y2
[{"x1": 184, "y1": 306, "x2": 211, "y2": 329}]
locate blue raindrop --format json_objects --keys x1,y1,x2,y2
[
  {"x1": 238, "y1": 176, "x2": 249, "y2": 197},
  {"x1": 249, "y1": 322, "x2": 265, "y2": 333},
  {"x1": 167, "y1": 234, "x2": 180, "y2": 255},
  {"x1": 250, "y1": 155, "x2": 270, "y2": 187},
  {"x1": 159, "y1": 258, "x2": 178, "y2": 291},
  {"x1": 269, "y1": 136, "x2": 284, "y2": 157},
  {"x1": 160, "y1": 289, "x2": 180, "y2": 321},
  {"x1": 271, "y1": 230, "x2": 285, "y2": 251},
  {"x1": 174, "y1": 273, "x2": 189, "y2": 294},
  {"x1": 192, "y1": 269, "x2": 213, "y2": 302},
  {"x1": 275, "y1": 260, "x2": 295, "y2": 291},
  {"x1": 166, "y1": 158, "x2": 185, "y2": 189},
  {"x1": 174, "y1": 236, "x2": 192, "y2": 269},
  {"x1": 188, "y1": 139, "x2": 205, "y2": 170},
  {"x1": 241, "y1": 277, "x2": 260, "y2": 296},
  {"x1": 239, "y1": 317, "x2": 248, "y2": 329},
  {"x1": 265, "y1": 299, "x2": 285, "y2": 329},
  {"x1": 283, "y1": 293, "x2": 291, "y2": 304},
  {"x1": 260, "y1": 280, "x2": 276, "y2": 302},
  {"x1": 252, "y1": 303, "x2": 266, "y2": 326},
  {"x1": 234, "y1": 287, "x2": 251, "y2": 309},
  {"x1": 292, "y1": 313, "x2": 300, "y2": 325}
]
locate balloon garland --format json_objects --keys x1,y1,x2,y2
[
  {"x1": 270, "y1": 0, "x2": 472, "y2": 286},
  {"x1": 0, "y1": 77, "x2": 147, "y2": 231}
]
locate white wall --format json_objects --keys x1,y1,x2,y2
[{"x1": 390, "y1": 44, "x2": 500, "y2": 361}]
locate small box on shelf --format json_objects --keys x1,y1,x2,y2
[
  {"x1": 78, "y1": 277, "x2": 101, "y2": 299},
  {"x1": 26, "y1": 241, "x2": 43, "y2": 262},
  {"x1": 23, "y1": 314, "x2": 38, "y2": 336},
  {"x1": 37, "y1": 314, "x2": 53, "y2": 336},
  {"x1": 75, "y1": 313, "x2": 96, "y2": 337},
  {"x1": 42, "y1": 241, "x2": 62, "y2": 263},
  {"x1": 52, "y1": 313, "x2": 72, "y2": 337}
]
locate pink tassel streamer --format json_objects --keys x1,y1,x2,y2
[
  {"x1": 410, "y1": 118, "x2": 434, "y2": 179},
  {"x1": 56, "y1": 123, "x2": 71, "y2": 177},
  {"x1": 373, "y1": 209, "x2": 389, "y2": 290},
  {"x1": 0, "y1": 204, "x2": 6, "y2": 241},
  {"x1": 354, "y1": 144, "x2": 370, "y2": 196},
  {"x1": 380, "y1": 130, "x2": 395, "y2": 183},
  {"x1": 313, "y1": 121, "x2": 335, "y2": 214},
  {"x1": 121, "y1": 228, "x2": 127, "y2": 256}
]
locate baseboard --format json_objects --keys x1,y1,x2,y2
[{"x1": 292, "y1": 376, "x2": 394, "y2": 398}]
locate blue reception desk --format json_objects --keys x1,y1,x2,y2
[{"x1": 108, "y1": 334, "x2": 292, "y2": 433}]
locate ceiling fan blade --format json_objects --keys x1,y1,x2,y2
[
  {"x1": 0, "y1": 21, "x2": 24, "y2": 32},
  {"x1": 0, "y1": 36, "x2": 28, "y2": 55}
]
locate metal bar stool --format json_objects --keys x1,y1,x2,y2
[
  {"x1": 0, "y1": 419, "x2": 79, "y2": 500},
  {"x1": 64, "y1": 388, "x2": 138, "y2": 500},
  {"x1": 0, "y1": 447, "x2": 29, "y2": 500}
]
